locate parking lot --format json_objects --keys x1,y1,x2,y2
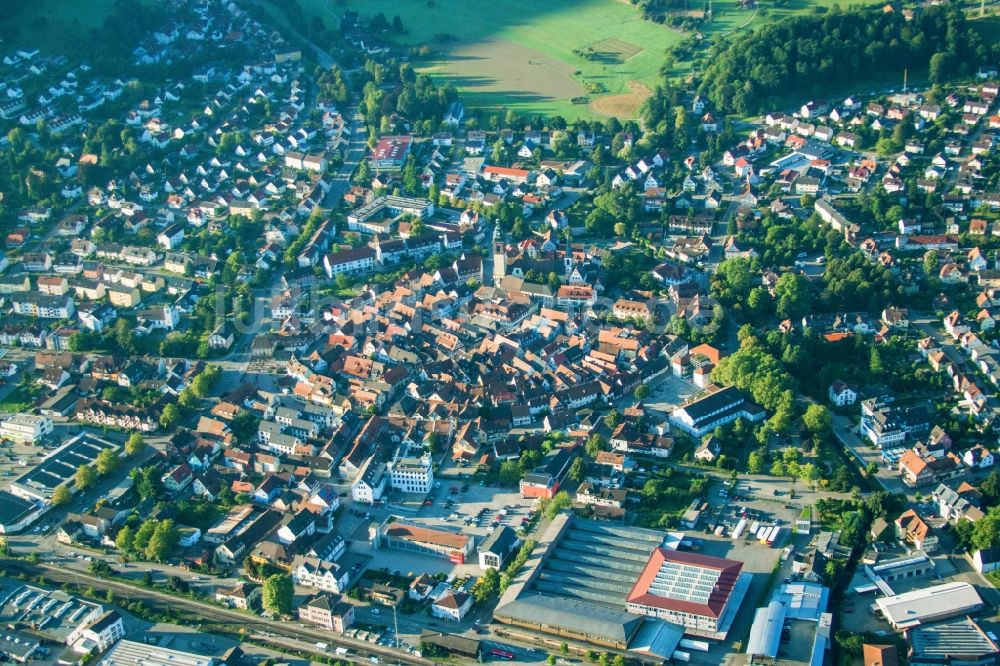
[
  {"x1": 0, "y1": 439, "x2": 46, "y2": 483},
  {"x1": 640, "y1": 375, "x2": 698, "y2": 413},
  {"x1": 685, "y1": 479, "x2": 822, "y2": 665},
  {"x1": 408, "y1": 480, "x2": 536, "y2": 539},
  {"x1": 337, "y1": 473, "x2": 538, "y2": 580}
]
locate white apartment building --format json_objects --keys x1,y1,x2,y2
[
  {"x1": 0, "y1": 414, "x2": 53, "y2": 443},
  {"x1": 12, "y1": 293, "x2": 75, "y2": 319},
  {"x1": 291, "y1": 555, "x2": 350, "y2": 594},
  {"x1": 388, "y1": 450, "x2": 434, "y2": 494},
  {"x1": 68, "y1": 610, "x2": 124, "y2": 654}
]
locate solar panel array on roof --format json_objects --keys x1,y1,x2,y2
[
  {"x1": 647, "y1": 560, "x2": 722, "y2": 604},
  {"x1": 14, "y1": 434, "x2": 117, "y2": 498}
]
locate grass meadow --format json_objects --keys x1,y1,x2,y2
[{"x1": 306, "y1": 0, "x2": 891, "y2": 119}]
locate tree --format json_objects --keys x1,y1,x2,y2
[
  {"x1": 567, "y1": 457, "x2": 586, "y2": 483},
  {"x1": 75, "y1": 464, "x2": 96, "y2": 491},
  {"x1": 634, "y1": 384, "x2": 650, "y2": 400},
  {"x1": 95, "y1": 449, "x2": 121, "y2": 476},
  {"x1": 498, "y1": 460, "x2": 521, "y2": 486},
  {"x1": 89, "y1": 559, "x2": 113, "y2": 576},
  {"x1": 125, "y1": 432, "x2": 145, "y2": 456},
  {"x1": 929, "y1": 51, "x2": 951, "y2": 85},
  {"x1": 145, "y1": 519, "x2": 179, "y2": 562},
  {"x1": 167, "y1": 575, "x2": 190, "y2": 594},
  {"x1": 542, "y1": 491, "x2": 572, "y2": 519},
  {"x1": 981, "y1": 471, "x2": 1000, "y2": 503},
  {"x1": 774, "y1": 273, "x2": 810, "y2": 320},
  {"x1": 178, "y1": 388, "x2": 200, "y2": 409},
  {"x1": 866, "y1": 461, "x2": 879, "y2": 477},
  {"x1": 802, "y1": 404, "x2": 832, "y2": 437},
  {"x1": 971, "y1": 507, "x2": 1000, "y2": 551},
  {"x1": 355, "y1": 158, "x2": 371, "y2": 184},
  {"x1": 491, "y1": 138, "x2": 509, "y2": 166},
  {"x1": 551, "y1": 130, "x2": 572, "y2": 156},
  {"x1": 133, "y1": 465, "x2": 163, "y2": 500},
  {"x1": 519, "y1": 450, "x2": 542, "y2": 473},
  {"x1": 262, "y1": 573, "x2": 294, "y2": 616},
  {"x1": 585, "y1": 434, "x2": 605, "y2": 458},
  {"x1": 401, "y1": 156, "x2": 419, "y2": 194},
  {"x1": 160, "y1": 403, "x2": 181, "y2": 429},
  {"x1": 133, "y1": 520, "x2": 157, "y2": 552},
  {"x1": 471, "y1": 567, "x2": 500, "y2": 602},
  {"x1": 51, "y1": 485, "x2": 72, "y2": 506},
  {"x1": 747, "y1": 449, "x2": 766, "y2": 474},
  {"x1": 115, "y1": 525, "x2": 135, "y2": 552}
]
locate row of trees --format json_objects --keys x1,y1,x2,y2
[{"x1": 51, "y1": 433, "x2": 145, "y2": 507}]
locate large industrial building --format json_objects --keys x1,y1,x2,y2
[
  {"x1": 908, "y1": 616, "x2": 1000, "y2": 666},
  {"x1": 494, "y1": 515, "x2": 732, "y2": 662},
  {"x1": 9, "y1": 433, "x2": 119, "y2": 503},
  {"x1": 0, "y1": 491, "x2": 45, "y2": 534}
]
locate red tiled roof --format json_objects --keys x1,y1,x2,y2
[
  {"x1": 385, "y1": 524, "x2": 470, "y2": 550},
  {"x1": 627, "y1": 548, "x2": 743, "y2": 618}
]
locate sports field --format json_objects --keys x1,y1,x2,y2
[{"x1": 307, "y1": 0, "x2": 890, "y2": 119}]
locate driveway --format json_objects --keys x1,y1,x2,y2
[{"x1": 832, "y1": 414, "x2": 909, "y2": 494}]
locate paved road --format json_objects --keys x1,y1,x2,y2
[
  {"x1": 831, "y1": 413, "x2": 908, "y2": 494},
  {"x1": 249, "y1": 0, "x2": 336, "y2": 69},
  {"x1": 324, "y1": 107, "x2": 367, "y2": 207}
]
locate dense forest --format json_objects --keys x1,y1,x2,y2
[{"x1": 647, "y1": 5, "x2": 993, "y2": 117}]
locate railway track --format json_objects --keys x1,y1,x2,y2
[{"x1": 1, "y1": 559, "x2": 432, "y2": 666}]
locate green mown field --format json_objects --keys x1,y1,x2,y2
[
  {"x1": 315, "y1": 0, "x2": 685, "y2": 119},
  {"x1": 304, "y1": 0, "x2": 886, "y2": 119}
]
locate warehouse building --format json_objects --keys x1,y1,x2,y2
[
  {"x1": 10, "y1": 433, "x2": 118, "y2": 503},
  {"x1": 746, "y1": 582, "x2": 832, "y2": 665},
  {"x1": 98, "y1": 639, "x2": 221, "y2": 666},
  {"x1": 875, "y1": 582, "x2": 983, "y2": 630},
  {"x1": 908, "y1": 616, "x2": 1000, "y2": 666},
  {"x1": 419, "y1": 630, "x2": 482, "y2": 659},
  {"x1": 494, "y1": 515, "x2": 687, "y2": 661},
  {"x1": 0, "y1": 491, "x2": 45, "y2": 534},
  {"x1": 376, "y1": 520, "x2": 474, "y2": 564}
]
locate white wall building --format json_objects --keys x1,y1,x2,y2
[
  {"x1": 388, "y1": 450, "x2": 434, "y2": 494},
  {"x1": 0, "y1": 414, "x2": 53, "y2": 443},
  {"x1": 291, "y1": 555, "x2": 350, "y2": 594},
  {"x1": 351, "y1": 460, "x2": 387, "y2": 504}
]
